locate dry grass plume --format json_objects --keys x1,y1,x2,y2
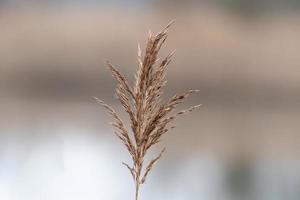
[{"x1": 95, "y1": 21, "x2": 201, "y2": 200}]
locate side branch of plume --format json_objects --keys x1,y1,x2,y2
[{"x1": 141, "y1": 148, "x2": 165, "y2": 184}]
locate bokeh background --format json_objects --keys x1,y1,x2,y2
[{"x1": 1, "y1": 0, "x2": 300, "y2": 200}]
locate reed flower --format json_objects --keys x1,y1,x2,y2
[{"x1": 95, "y1": 21, "x2": 201, "y2": 200}]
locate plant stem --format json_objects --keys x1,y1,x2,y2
[
  {"x1": 135, "y1": 164, "x2": 141, "y2": 200},
  {"x1": 135, "y1": 181, "x2": 140, "y2": 200}
]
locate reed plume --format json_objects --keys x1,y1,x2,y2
[{"x1": 95, "y1": 21, "x2": 201, "y2": 200}]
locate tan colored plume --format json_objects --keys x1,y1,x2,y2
[{"x1": 94, "y1": 20, "x2": 201, "y2": 200}]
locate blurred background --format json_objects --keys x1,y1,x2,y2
[{"x1": 1, "y1": 0, "x2": 300, "y2": 200}]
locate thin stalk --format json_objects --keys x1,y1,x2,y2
[
  {"x1": 135, "y1": 160, "x2": 141, "y2": 200},
  {"x1": 135, "y1": 181, "x2": 140, "y2": 200}
]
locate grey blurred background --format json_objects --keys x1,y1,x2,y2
[{"x1": 1, "y1": 0, "x2": 300, "y2": 200}]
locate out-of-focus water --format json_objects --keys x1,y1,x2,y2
[{"x1": 1, "y1": 98, "x2": 300, "y2": 200}]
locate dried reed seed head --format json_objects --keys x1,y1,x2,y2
[{"x1": 95, "y1": 20, "x2": 200, "y2": 200}]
